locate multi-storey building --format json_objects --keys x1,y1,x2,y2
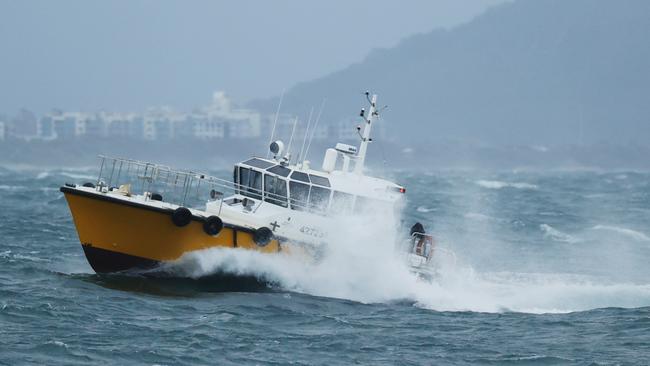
[
  {"x1": 9, "y1": 90, "x2": 370, "y2": 143},
  {"x1": 193, "y1": 91, "x2": 262, "y2": 139}
]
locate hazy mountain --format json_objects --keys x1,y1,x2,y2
[{"x1": 252, "y1": 0, "x2": 650, "y2": 147}]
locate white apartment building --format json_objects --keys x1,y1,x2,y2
[
  {"x1": 25, "y1": 91, "x2": 283, "y2": 142},
  {"x1": 195, "y1": 91, "x2": 261, "y2": 139}
]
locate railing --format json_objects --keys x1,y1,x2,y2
[{"x1": 94, "y1": 155, "x2": 312, "y2": 211}]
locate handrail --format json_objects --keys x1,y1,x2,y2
[{"x1": 94, "y1": 155, "x2": 318, "y2": 211}]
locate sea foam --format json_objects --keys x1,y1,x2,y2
[
  {"x1": 592, "y1": 225, "x2": 650, "y2": 242},
  {"x1": 476, "y1": 180, "x2": 538, "y2": 190},
  {"x1": 540, "y1": 224, "x2": 580, "y2": 244}
]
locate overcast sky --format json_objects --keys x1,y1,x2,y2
[{"x1": 0, "y1": 0, "x2": 507, "y2": 114}]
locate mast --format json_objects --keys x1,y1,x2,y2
[{"x1": 354, "y1": 93, "x2": 377, "y2": 174}]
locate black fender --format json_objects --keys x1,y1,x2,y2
[
  {"x1": 253, "y1": 227, "x2": 273, "y2": 247},
  {"x1": 203, "y1": 215, "x2": 223, "y2": 236},
  {"x1": 171, "y1": 207, "x2": 192, "y2": 227}
]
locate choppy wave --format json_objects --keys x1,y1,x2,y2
[
  {"x1": 540, "y1": 224, "x2": 580, "y2": 244},
  {"x1": 592, "y1": 225, "x2": 650, "y2": 242},
  {"x1": 164, "y1": 204, "x2": 650, "y2": 314},
  {"x1": 0, "y1": 185, "x2": 27, "y2": 191},
  {"x1": 414, "y1": 269, "x2": 650, "y2": 314},
  {"x1": 156, "y1": 176, "x2": 650, "y2": 314},
  {"x1": 167, "y1": 246, "x2": 650, "y2": 314},
  {"x1": 416, "y1": 206, "x2": 435, "y2": 213},
  {"x1": 476, "y1": 180, "x2": 538, "y2": 190}
]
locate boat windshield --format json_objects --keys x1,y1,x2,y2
[
  {"x1": 289, "y1": 181, "x2": 310, "y2": 210},
  {"x1": 309, "y1": 186, "x2": 331, "y2": 211},
  {"x1": 237, "y1": 166, "x2": 263, "y2": 200},
  {"x1": 233, "y1": 164, "x2": 338, "y2": 213},
  {"x1": 264, "y1": 174, "x2": 288, "y2": 207}
]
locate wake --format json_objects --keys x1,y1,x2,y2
[
  {"x1": 164, "y1": 237, "x2": 650, "y2": 314},
  {"x1": 161, "y1": 190, "x2": 650, "y2": 314}
]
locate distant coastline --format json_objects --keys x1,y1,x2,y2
[{"x1": 2, "y1": 138, "x2": 649, "y2": 172}]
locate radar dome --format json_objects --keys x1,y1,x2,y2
[{"x1": 269, "y1": 140, "x2": 285, "y2": 157}]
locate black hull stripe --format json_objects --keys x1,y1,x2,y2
[
  {"x1": 82, "y1": 245, "x2": 274, "y2": 291},
  {"x1": 82, "y1": 244, "x2": 159, "y2": 273}
]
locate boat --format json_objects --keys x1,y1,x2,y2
[{"x1": 60, "y1": 92, "x2": 436, "y2": 278}]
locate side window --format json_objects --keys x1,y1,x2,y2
[
  {"x1": 275, "y1": 178, "x2": 288, "y2": 207},
  {"x1": 264, "y1": 174, "x2": 275, "y2": 202},
  {"x1": 264, "y1": 174, "x2": 288, "y2": 207},
  {"x1": 239, "y1": 167, "x2": 250, "y2": 192},
  {"x1": 309, "y1": 186, "x2": 331, "y2": 212},
  {"x1": 289, "y1": 181, "x2": 310, "y2": 210},
  {"x1": 248, "y1": 170, "x2": 262, "y2": 200},
  {"x1": 233, "y1": 166, "x2": 239, "y2": 193},
  {"x1": 330, "y1": 191, "x2": 354, "y2": 214},
  {"x1": 239, "y1": 167, "x2": 262, "y2": 200}
]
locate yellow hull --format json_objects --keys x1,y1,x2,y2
[{"x1": 61, "y1": 186, "x2": 281, "y2": 273}]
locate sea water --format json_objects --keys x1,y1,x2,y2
[{"x1": 1, "y1": 167, "x2": 650, "y2": 365}]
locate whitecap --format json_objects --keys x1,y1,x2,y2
[
  {"x1": 47, "y1": 340, "x2": 68, "y2": 348},
  {"x1": 36, "y1": 172, "x2": 50, "y2": 180},
  {"x1": 592, "y1": 225, "x2": 650, "y2": 242},
  {"x1": 13, "y1": 254, "x2": 51, "y2": 262},
  {"x1": 416, "y1": 206, "x2": 435, "y2": 213},
  {"x1": 540, "y1": 224, "x2": 580, "y2": 244},
  {"x1": 476, "y1": 180, "x2": 538, "y2": 190},
  {"x1": 0, "y1": 185, "x2": 25, "y2": 190},
  {"x1": 414, "y1": 270, "x2": 650, "y2": 314}
]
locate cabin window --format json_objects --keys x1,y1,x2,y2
[
  {"x1": 290, "y1": 171, "x2": 310, "y2": 183},
  {"x1": 238, "y1": 167, "x2": 250, "y2": 190},
  {"x1": 239, "y1": 167, "x2": 262, "y2": 200},
  {"x1": 264, "y1": 174, "x2": 288, "y2": 207},
  {"x1": 267, "y1": 165, "x2": 291, "y2": 177},
  {"x1": 249, "y1": 170, "x2": 263, "y2": 199},
  {"x1": 309, "y1": 186, "x2": 331, "y2": 212},
  {"x1": 289, "y1": 181, "x2": 310, "y2": 210},
  {"x1": 309, "y1": 174, "x2": 330, "y2": 187},
  {"x1": 330, "y1": 191, "x2": 354, "y2": 214},
  {"x1": 276, "y1": 177, "x2": 288, "y2": 206},
  {"x1": 233, "y1": 166, "x2": 239, "y2": 192}
]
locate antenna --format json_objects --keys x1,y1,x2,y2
[
  {"x1": 303, "y1": 99, "x2": 327, "y2": 165},
  {"x1": 266, "y1": 89, "x2": 285, "y2": 158},
  {"x1": 354, "y1": 92, "x2": 377, "y2": 174},
  {"x1": 285, "y1": 116, "x2": 299, "y2": 162},
  {"x1": 297, "y1": 106, "x2": 314, "y2": 165}
]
